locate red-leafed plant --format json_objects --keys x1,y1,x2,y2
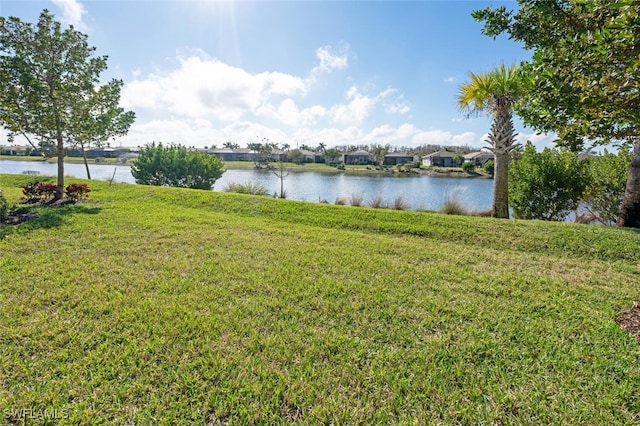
[{"x1": 65, "y1": 183, "x2": 91, "y2": 201}]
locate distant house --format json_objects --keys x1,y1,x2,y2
[
  {"x1": 211, "y1": 148, "x2": 238, "y2": 162},
  {"x1": 298, "y1": 149, "x2": 322, "y2": 163},
  {"x1": 421, "y1": 151, "x2": 462, "y2": 167},
  {"x1": 1, "y1": 145, "x2": 30, "y2": 156},
  {"x1": 343, "y1": 150, "x2": 371, "y2": 165},
  {"x1": 383, "y1": 152, "x2": 418, "y2": 166},
  {"x1": 237, "y1": 148, "x2": 258, "y2": 162},
  {"x1": 86, "y1": 147, "x2": 130, "y2": 158},
  {"x1": 463, "y1": 151, "x2": 494, "y2": 167}
]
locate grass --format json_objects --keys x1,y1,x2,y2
[
  {"x1": 1, "y1": 174, "x2": 639, "y2": 424},
  {"x1": 223, "y1": 180, "x2": 270, "y2": 196}
]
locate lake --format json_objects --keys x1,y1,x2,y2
[{"x1": 0, "y1": 160, "x2": 494, "y2": 212}]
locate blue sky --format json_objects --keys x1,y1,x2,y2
[{"x1": 1, "y1": 0, "x2": 555, "y2": 150}]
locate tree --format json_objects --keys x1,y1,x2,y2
[
  {"x1": 370, "y1": 144, "x2": 389, "y2": 167},
  {"x1": 223, "y1": 141, "x2": 239, "y2": 149},
  {"x1": 287, "y1": 149, "x2": 304, "y2": 164},
  {"x1": 583, "y1": 147, "x2": 632, "y2": 225},
  {"x1": 131, "y1": 142, "x2": 225, "y2": 190},
  {"x1": 323, "y1": 148, "x2": 342, "y2": 165},
  {"x1": 0, "y1": 10, "x2": 135, "y2": 199},
  {"x1": 509, "y1": 142, "x2": 588, "y2": 221},
  {"x1": 473, "y1": 1, "x2": 640, "y2": 228},
  {"x1": 457, "y1": 63, "x2": 523, "y2": 218},
  {"x1": 461, "y1": 161, "x2": 476, "y2": 173}
]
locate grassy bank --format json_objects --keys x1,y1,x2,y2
[{"x1": 1, "y1": 174, "x2": 639, "y2": 424}]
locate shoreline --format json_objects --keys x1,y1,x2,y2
[{"x1": 0, "y1": 155, "x2": 492, "y2": 178}]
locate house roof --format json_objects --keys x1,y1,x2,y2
[
  {"x1": 385, "y1": 152, "x2": 413, "y2": 157},
  {"x1": 423, "y1": 150, "x2": 457, "y2": 158},
  {"x1": 464, "y1": 151, "x2": 494, "y2": 159},
  {"x1": 346, "y1": 150, "x2": 371, "y2": 156}
]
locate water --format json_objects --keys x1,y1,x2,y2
[{"x1": 0, "y1": 160, "x2": 494, "y2": 211}]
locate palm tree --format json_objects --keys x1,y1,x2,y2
[{"x1": 457, "y1": 63, "x2": 523, "y2": 218}]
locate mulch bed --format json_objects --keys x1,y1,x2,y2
[
  {"x1": 0, "y1": 198, "x2": 76, "y2": 227},
  {"x1": 616, "y1": 302, "x2": 640, "y2": 344},
  {"x1": 0, "y1": 210, "x2": 40, "y2": 226}
]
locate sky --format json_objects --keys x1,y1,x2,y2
[{"x1": 0, "y1": 0, "x2": 556, "y2": 151}]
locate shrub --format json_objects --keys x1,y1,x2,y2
[
  {"x1": 131, "y1": 142, "x2": 225, "y2": 190},
  {"x1": 368, "y1": 196, "x2": 386, "y2": 209},
  {"x1": 224, "y1": 181, "x2": 269, "y2": 196},
  {"x1": 0, "y1": 190, "x2": 9, "y2": 220},
  {"x1": 441, "y1": 195, "x2": 469, "y2": 215},
  {"x1": 582, "y1": 148, "x2": 631, "y2": 225},
  {"x1": 392, "y1": 195, "x2": 410, "y2": 210},
  {"x1": 22, "y1": 181, "x2": 57, "y2": 201},
  {"x1": 461, "y1": 162, "x2": 476, "y2": 173},
  {"x1": 335, "y1": 195, "x2": 348, "y2": 205},
  {"x1": 65, "y1": 183, "x2": 91, "y2": 201},
  {"x1": 483, "y1": 160, "x2": 495, "y2": 175},
  {"x1": 509, "y1": 142, "x2": 588, "y2": 221},
  {"x1": 349, "y1": 194, "x2": 364, "y2": 207}
]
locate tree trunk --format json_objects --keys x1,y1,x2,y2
[
  {"x1": 56, "y1": 135, "x2": 64, "y2": 200},
  {"x1": 492, "y1": 151, "x2": 510, "y2": 218},
  {"x1": 617, "y1": 136, "x2": 640, "y2": 228},
  {"x1": 81, "y1": 144, "x2": 92, "y2": 180}
]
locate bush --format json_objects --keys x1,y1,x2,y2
[
  {"x1": 65, "y1": 183, "x2": 91, "y2": 201},
  {"x1": 224, "y1": 181, "x2": 269, "y2": 196},
  {"x1": 392, "y1": 195, "x2": 410, "y2": 210},
  {"x1": 483, "y1": 160, "x2": 495, "y2": 175},
  {"x1": 22, "y1": 181, "x2": 57, "y2": 201},
  {"x1": 368, "y1": 196, "x2": 386, "y2": 209},
  {"x1": 0, "y1": 190, "x2": 9, "y2": 220},
  {"x1": 440, "y1": 195, "x2": 469, "y2": 215},
  {"x1": 131, "y1": 142, "x2": 225, "y2": 190},
  {"x1": 509, "y1": 142, "x2": 588, "y2": 221},
  {"x1": 349, "y1": 194, "x2": 364, "y2": 207},
  {"x1": 582, "y1": 148, "x2": 631, "y2": 225},
  {"x1": 461, "y1": 162, "x2": 476, "y2": 173}
]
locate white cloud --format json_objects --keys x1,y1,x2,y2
[
  {"x1": 516, "y1": 131, "x2": 557, "y2": 150},
  {"x1": 444, "y1": 76, "x2": 457, "y2": 84},
  {"x1": 121, "y1": 54, "x2": 307, "y2": 122},
  {"x1": 309, "y1": 43, "x2": 350, "y2": 79},
  {"x1": 52, "y1": 0, "x2": 89, "y2": 32}
]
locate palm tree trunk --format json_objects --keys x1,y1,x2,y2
[
  {"x1": 617, "y1": 136, "x2": 640, "y2": 228},
  {"x1": 492, "y1": 151, "x2": 510, "y2": 218}
]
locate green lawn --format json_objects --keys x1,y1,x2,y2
[{"x1": 1, "y1": 174, "x2": 639, "y2": 424}]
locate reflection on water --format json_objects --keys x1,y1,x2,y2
[{"x1": 0, "y1": 160, "x2": 494, "y2": 211}]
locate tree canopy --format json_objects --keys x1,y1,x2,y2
[
  {"x1": 0, "y1": 10, "x2": 134, "y2": 199},
  {"x1": 473, "y1": 1, "x2": 640, "y2": 227},
  {"x1": 131, "y1": 143, "x2": 225, "y2": 190}
]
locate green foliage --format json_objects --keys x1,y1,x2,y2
[
  {"x1": 0, "y1": 10, "x2": 134, "y2": 198},
  {"x1": 131, "y1": 142, "x2": 225, "y2": 190},
  {"x1": 583, "y1": 148, "x2": 632, "y2": 225},
  {"x1": 0, "y1": 189, "x2": 8, "y2": 219},
  {"x1": 461, "y1": 162, "x2": 476, "y2": 173},
  {"x1": 473, "y1": 1, "x2": 640, "y2": 227},
  {"x1": 224, "y1": 181, "x2": 269, "y2": 196},
  {"x1": 287, "y1": 149, "x2": 304, "y2": 164},
  {"x1": 483, "y1": 159, "x2": 495, "y2": 174},
  {"x1": 509, "y1": 142, "x2": 588, "y2": 221},
  {"x1": 323, "y1": 148, "x2": 342, "y2": 165}
]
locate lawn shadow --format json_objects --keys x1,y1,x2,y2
[{"x1": 0, "y1": 202, "x2": 101, "y2": 238}]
